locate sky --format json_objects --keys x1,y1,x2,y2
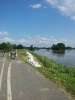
[{"x1": 0, "y1": 0, "x2": 75, "y2": 47}]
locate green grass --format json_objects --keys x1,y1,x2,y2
[{"x1": 19, "y1": 49, "x2": 75, "y2": 98}]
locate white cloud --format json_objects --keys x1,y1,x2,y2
[
  {"x1": 35, "y1": 36, "x2": 51, "y2": 44},
  {"x1": 0, "y1": 31, "x2": 9, "y2": 35},
  {"x1": 0, "y1": 35, "x2": 75, "y2": 47},
  {"x1": 35, "y1": 36, "x2": 75, "y2": 46},
  {"x1": 60, "y1": 38, "x2": 68, "y2": 42},
  {"x1": 39, "y1": 40, "x2": 50, "y2": 44},
  {"x1": 41, "y1": 37, "x2": 49, "y2": 41},
  {"x1": 0, "y1": 37, "x2": 15, "y2": 42},
  {"x1": 18, "y1": 39, "x2": 30, "y2": 43},
  {"x1": 29, "y1": 4, "x2": 41, "y2": 9},
  {"x1": 18, "y1": 36, "x2": 75, "y2": 47},
  {"x1": 20, "y1": 34, "x2": 32, "y2": 39},
  {"x1": 45, "y1": 0, "x2": 75, "y2": 20}
]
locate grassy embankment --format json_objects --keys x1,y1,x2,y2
[{"x1": 19, "y1": 49, "x2": 75, "y2": 98}]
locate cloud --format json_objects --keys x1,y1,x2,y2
[
  {"x1": 20, "y1": 34, "x2": 32, "y2": 39},
  {"x1": 41, "y1": 37, "x2": 49, "y2": 41},
  {"x1": 35, "y1": 36, "x2": 57, "y2": 45},
  {"x1": 0, "y1": 34, "x2": 75, "y2": 47},
  {"x1": 29, "y1": 4, "x2": 41, "y2": 9},
  {"x1": 18, "y1": 39, "x2": 30, "y2": 43},
  {"x1": 39, "y1": 40, "x2": 50, "y2": 44},
  {"x1": 0, "y1": 37, "x2": 15, "y2": 43},
  {"x1": 35, "y1": 36, "x2": 51, "y2": 44},
  {"x1": 60, "y1": 38, "x2": 68, "y2": 42},
  {"x1": 0, "y1": 31, "x2": 9, "y2": 35},
  {"x1": 16, "y1": 36, "x2": 75, "y2": 47},
  {"x1": 35, "y1": 36, "x2": 75, "y2": 46},
  {"x1": 45, "y1": 0, "x2": 75, "y2": 20}
]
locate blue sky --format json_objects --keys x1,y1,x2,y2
[{"x1": 0, "y1": 0, "x2": 75, "y2": 47}]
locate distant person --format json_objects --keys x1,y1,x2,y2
[
  {"x1": 10, "y1": 50, "x2": 12, "y2": 56},
  {"x1": 15, "y1": 50, "x2": 18, "y2": 59},
  {"x1": 12, "y1": 50, "x2": 15, "y2": 59},
  {"x1": 3, "y1": 49, "x2": 6, "y2": 57}
]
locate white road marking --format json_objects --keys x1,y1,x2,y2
[
  {"x1": 0, "y1": 57, "x2": 6, "y2": 91},
  {"x1": 7, "y1": 63, "x2": 12, "y2": 100}
]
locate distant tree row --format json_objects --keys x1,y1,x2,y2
[
  {"x1": 0, "y1": 42, "x2": 25, "y2": 51},
  {"x1": 0, "y1": 42, "x2": 75, "y2": 52},
  {"x1": 29, "y1": 43, "x2": 75, "y2": 51}
]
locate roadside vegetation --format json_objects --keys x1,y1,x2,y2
[{"x1": 19, "y1": 49, "x2": 75, "y2": 99}]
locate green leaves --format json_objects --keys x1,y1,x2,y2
[{"x1": 51, "y1": 43, "x2": 66, "y2": 50}]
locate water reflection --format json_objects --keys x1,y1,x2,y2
[
  {"x1": 46, "y1": 49, "x2": 50, "y2": 52},
  {"x1": 51, "y1": 50, "x2": 65, "y2": 57}
]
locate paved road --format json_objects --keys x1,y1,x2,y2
[{"x1": 0, "y1": 53, "x2": 71, "y2": 100}]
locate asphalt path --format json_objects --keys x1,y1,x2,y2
[{"x1": 0, "y1": 53, "x2": 71, "y2": 100}]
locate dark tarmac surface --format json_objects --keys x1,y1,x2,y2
[{"x1": 0, "y1": 53, "x2": 71, "y2": 100}]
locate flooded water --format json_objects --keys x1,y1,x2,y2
[{"x1": 34, "y1": 49, "x2": 75, "y2": 67}]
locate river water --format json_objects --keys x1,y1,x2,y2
[{"x1": 34, "y1": 49, "x2": 75, "y2": 67}]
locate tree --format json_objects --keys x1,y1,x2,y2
[
  {"x1": 12, "y1": 44, "x2": 17, "y2": 49},
  {"x1": 0, "y1": 44, "x2": 1, "y2": 49},
  {"x1": 29, "y1": 45, "x2": 34, "y2": 51},
  {"x1": 57, "y1": 43, "x2": 65, "y2": 50},
  {"x1": 17, "y1": 44, "x2": 24, "y2": 49},
  {"x1": 66, "y1": 46, "x2": 72, "y2": 49},
  {"x1": 51, "y1": 43, "x2": 66, "y2": 50},
  {"x1": 6, "y1": 42, "x2": 13, "y2": 51},
  {"x1": 0, "y1": 42, "x2": 7, "y2": 50},
  {"x1": 51, "y1": 44, "x2": 58, "y2": 50}
]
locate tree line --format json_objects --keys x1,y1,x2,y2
[
  {"x1": 0, "y1": 42, "x2": 25, "y2": 51},
  {"x1": 0, "y1": 42, "x2": 75, "y2": 52},
  {"x1": 29, "y1": 43, "x2": 75, "y2": 50}
]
